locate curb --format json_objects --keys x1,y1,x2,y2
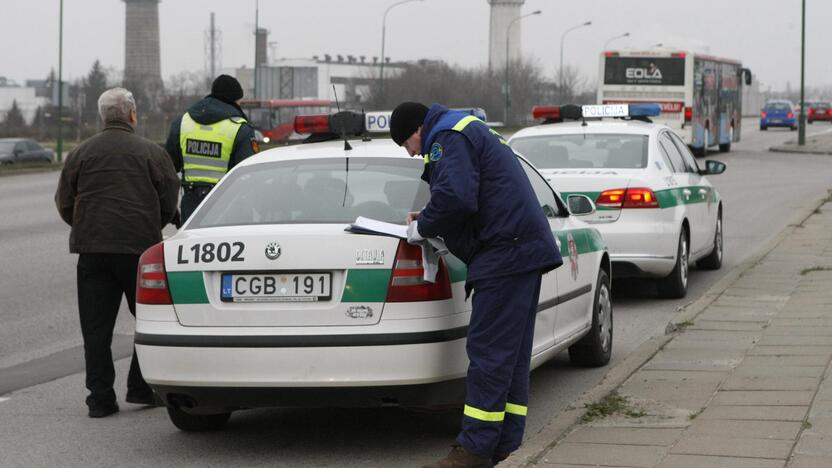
[
  {"x1": 770, "y1": 146, "x2": 832, "y2": 155},
  {"x1": 504, "y1": 190, "x2": 832, "y2": 468},
  {"x1": 0, "y1": 164, "x2": 63, "y2": 178}
]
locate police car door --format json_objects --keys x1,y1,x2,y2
[
  {"x1": 670, "y1": 131, "x2": 713, "y2": 257},
  {"x1": 518, "y1": 158, "x2": 558, "y2": 354},
  {"x1": 657, "y1": 131, "x2": 703, "y2": 251}
]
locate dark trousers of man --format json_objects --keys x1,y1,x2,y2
[
  {"x1": 457, "y1": 270, "x2": 543, "y2": 458},
  {"x1": 180, "y1": 185, "x2": 213, "y2": 223},
  {"x1": 77, "y1": 253, "x2": 152, "y2": 408}
]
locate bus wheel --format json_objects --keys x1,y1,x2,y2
[
  {"x1": 695, "y1": 128, "x2": 709, "y2": 157},
  {"x1": 719, "y1": 128, "x2": 732, "y2": 152}
]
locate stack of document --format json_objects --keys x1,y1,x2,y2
[{"x1": 346, "y1": 216, "x2": 448, "y2": 283}]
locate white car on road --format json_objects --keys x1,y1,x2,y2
[
  {"x1": 135, "y1": 112, "x2": 612, "y2": 431},
  {"x1": 509, "y1": 104, "x2": 726, "y2": 298}
]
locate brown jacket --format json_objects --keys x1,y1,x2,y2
[{"x1": 55, "y1": 122, "x2": 180, "y2": 255}]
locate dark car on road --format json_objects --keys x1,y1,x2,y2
[
  {"x1": 0, "y1": 138, "x2": 55, "y2": 164},
  {"x1": 760, "y1": 101, "x2": 797, "y2": 131},
  {"x1": 808, "y1": 101, "x2": 832, "y2": 124}
]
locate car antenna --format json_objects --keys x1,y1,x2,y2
[{"x1": 332, "y1": 85, "x2": 351, "y2": 207}]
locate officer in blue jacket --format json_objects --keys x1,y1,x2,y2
[{"x1": 391, "y1": 102, "x2": 563, "y2": 468}]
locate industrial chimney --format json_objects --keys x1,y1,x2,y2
[
  {"x1": 123, "y1": 0, "x2": 163, "y2": 112},
  {"x1": 487, "y1": 0, "x2": 526, "y2": 72}
]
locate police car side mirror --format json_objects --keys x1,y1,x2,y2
[
  {"x1": 700, "y1": 160, "x2": 726, "y2": 176},
  {"x1": 567, "y1": 194, "x2": 596, "y2": 216}
]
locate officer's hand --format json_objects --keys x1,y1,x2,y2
[
  {"x1": 406, "y1": 220, "x2": 425, "y2": 245},
  {"x1": 406, "y1": 211, "x2": 421, "y2": 224}
]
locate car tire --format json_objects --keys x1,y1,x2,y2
[
  {"x1": 760, "y1": 125, "x2": 767, "y2": 131},
  {"x1": 697, "y1": 210, "x2": 723, "y2": 270},
  {"x1": 568, "y1": 269, "x2": 612, "y2": 367},
  {"x1": 719, "y1": 127, "x2": 732, "y2": 152},
  {"x1": 166, "y1": 406, "x2": 231, "y2": 432},
  {"x1": 791, "y1": 125, "x2": 798, "y2": 131},
  {"x1": 809, "y1": 120, "x2": 814, "y2": 124},
  {"x1": 657, "y1": 230, "x2": 689, "y2": 299}
]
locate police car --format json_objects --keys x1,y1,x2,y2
[
  {"x1": 135, "y1": 111, "x2": 612, "y2": 431},
  {"x1": 509, "y1": 104, "x2": 726, "y2": 299}
]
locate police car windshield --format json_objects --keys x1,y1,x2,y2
[
  {"x1": 188, "y1": 157, "x2": 429, "y2": 228},
  {"x1": 511, "y1": 134, "x2": 649, "y2": 170}
]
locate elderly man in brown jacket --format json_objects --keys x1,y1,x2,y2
[{"x1": 55, "y1": 87, "x2": 179, "y2": 418}]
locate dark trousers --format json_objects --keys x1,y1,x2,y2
[
  {"x1": 77, "y1": 253, "x2": 152, "y2": 407},
  {"x1": 180, "y1": 185, "x2": 213, "y2": 223},
  {"x1": 457, "y1": 270, "x2": 542, "y2": 457}
]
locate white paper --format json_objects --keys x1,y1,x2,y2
[{"x1": 350, "y1": 216, "x2": 408, "y2": 239}]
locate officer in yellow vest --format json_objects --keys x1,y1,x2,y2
[{"x1": 165, "y1": 75, "x2": 258, "y2": 223}]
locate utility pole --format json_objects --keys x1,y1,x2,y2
[
  {"x1": 57, "y1": 0, "x2": 64, "y2": 162},
  {"x1": 798, "y1": 0, "x2": 806, "y2": 146},
  {"x1": 210, "y1": 12, "x2": 216, "y2": 78},
  {"x1": 254, "y1": 0, "x2": 259, "y2": 99}
]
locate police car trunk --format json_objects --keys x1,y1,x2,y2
[{"x1": 134, "y1": 137, "x2": 474, "y2": 409}]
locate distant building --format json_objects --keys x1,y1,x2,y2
[
  {"x1": 232, "y1": 56, "x2": 405, "y2": 104},
  {"x1": 0, "y1": 79, "x2": 53, "y2": 124}
]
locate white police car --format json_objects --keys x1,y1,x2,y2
[
  {"x1": 134, "y1": 111, "x2": 613, "y2": 431},
  {"x1": 509, "y1": 104, "x2": 726, "y2": 299}
]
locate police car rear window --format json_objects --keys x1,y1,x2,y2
[
  {"x1": 188, "y1": 157, "x2": 429, "y2": 228},
  {"x1": 510, "y1": 134, "x2": 649, "y2": 170}
]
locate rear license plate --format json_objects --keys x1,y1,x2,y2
[
  {"x1": 221, "y1": 273, "x2": 332, "y2": 302},
  {"x1": 770, "y1": 119, "x2": 782, "y2": 123}
]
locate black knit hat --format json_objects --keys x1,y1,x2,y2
[
  {"x1": 390, "y1": 102, "x2": 428, "y2": 146},
  {"x1": 210, "y1": 74, "x2": 244, "y2": 103}
]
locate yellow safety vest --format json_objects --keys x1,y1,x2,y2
[{"x1": 179, "y1": 114, "x2": 246, "y2": 184}]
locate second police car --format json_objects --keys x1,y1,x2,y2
[
  {"x1": 509, "y1": 104, "x2": 726, "y2": 299},
  {"x1": 134, "y1": 110, "x2": 613, "y2": 431}
]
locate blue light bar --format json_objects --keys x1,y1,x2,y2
[
  {"x1": 453, "y1": 107, "x2": 488, "y2": 121},
  {"x1": 628, "y1": 104, "x2": 662, "y2": 117}
]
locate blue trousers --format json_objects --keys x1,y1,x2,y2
[{"x1": 457, "y1": 270, "x2": 542, "y2": 457}]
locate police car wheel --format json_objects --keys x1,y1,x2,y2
[
  {"x1": 697, "y1": 211, "x2": 723, "y2": 270},
  {"x1": 657, "y1": 230, "x2": 689, "y2": 299},
  {"x1": 568, "y1": 269, "x2": 612, "y2": 367},
  {"x1": 166, "y1": 406, "x2": 231, "y2": 432}
]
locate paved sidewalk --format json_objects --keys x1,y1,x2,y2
[
  {"x1": 770, "y1": 130, "x2": 832, "y2": 155},
  {"x1": 509, "y1": 196, "x2": 832, "y2": 467}
]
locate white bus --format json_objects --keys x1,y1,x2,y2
[{"x1": 598, "y1": 50, "x2": 751, "y2": 156}]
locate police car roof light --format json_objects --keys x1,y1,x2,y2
[
  {"x1": 532, "y1": 105, "x2": 561, "y2": 121},
  {"x1": 294, "y1": 115, "x2": 330, "y2": 135},
  {"x1": 627, "y1": 103, "x2": 662, "y2": 117}
]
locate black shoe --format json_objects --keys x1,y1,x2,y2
[
  {"x1": 88, "y1": 404, "x2": 119, "y2": 418},
  {"x1": 125, "y1": 392, "x2": 158, "y2": 406}
]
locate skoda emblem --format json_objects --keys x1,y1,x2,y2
[{"x1": 265, "y1": 242, "x2": 281, "y2": 260}]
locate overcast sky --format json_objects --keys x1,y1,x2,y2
[{"x1": 3, "y1": 0, "x2": 829, "y2": 92}]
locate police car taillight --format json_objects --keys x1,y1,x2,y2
[
  {"x1": 137, "y1": 242, "x2": 172, "y2": 305},
  {"x1": 597, "y1": 188, "x2": 659, "y2": 209},
  {"x1": 293, "y1": 115, "x2": 330, "y2": 134},
  {"x1": 386, "y1": 241, "x2": 452, "y2": 303}
]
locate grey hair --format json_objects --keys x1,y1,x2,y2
[{"x1": 97, "y1": 87, "x2": 136, "y2": 124}]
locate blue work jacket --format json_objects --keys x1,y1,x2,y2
[{"x1": 416, "y1": 104, "x2": 562, "y2": 283}]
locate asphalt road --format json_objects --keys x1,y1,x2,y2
[{"x1": 1, "y1": 120, "x2": 831, "y2": 467}]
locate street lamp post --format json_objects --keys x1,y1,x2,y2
[
  {"x1": 798, "y1": 0, "x2": 806, "y2": 146},
  {"x1": 559, "y1": 21, "x2": 592, "y2": 100},
  {"x1": 57, "y1": 0, "x2": 64, "y2": 162},
  {"x1": 380, "y1": 0, "x2": 423, "y2": 103},
  {"x1": 504, "y1": 10, "x2": 542, "y2": 125},
  {"x1": 603, "y1": 32, "x2": 630, "y2": 50}
]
